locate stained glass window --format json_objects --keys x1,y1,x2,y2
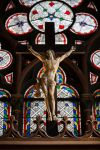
[
  {"x1": 90, "y1": 50, "x2": 100, "y2": 70},
  {"x1": 0, "y1": 101, "x2": 11, "y2": 136},
  {"x1": 57, "y1": 101, "x2": 81, "y2": 136},
  {"x1": 0, "y1": 89, "x2": 11, "y2": 98},
  {"x1": 94, "y1": 89, "x2": 100, "y2": 99},
  {"x1": 90, "y1": 72, "x2": 98, "y2": 85},
  {"x1": 57, "y1": 84, "x2": 79, "y2": 98},
  {"x1": 62, "y1": 0, "x2": 83, "y2": 8},
  {"x1": 19, "y1": 0, "x2": 41, "y2": 7},
  {"x1": 23, "y1": 101, "x2": 46, "y2": 136},
  {"x1": 5, "y1": 1, "x2": 15, "y2": 11},
  {"x1": 93, "y1": 101, "x2": 100, "y2": 131},
  {"x1": 29, "y1": 0, "x2": 74, "y2": 33},
  {"x1": 4, "y1": 72, "x2": 13, "y2": 84},
  {"x1": 24, "y1": 67, "x2": 80, "y2": 136},
  {"x1": 87, "y1": 1, "x2": 98, "y2": 11},
  {"x1": 93, "y1": 90, "x2": 100, "y2": 131},
  {"x1": 0, "y1": 89, "x2": 11, "y2": 136},
  {"x1": 35, "y1": 33, "x2": 67, "y2": 45},
  {"x1": 5, "y1": 13, "x2": 33, "y2": 35},
  {"x1": 0, "y1": 50, "x2": 13, "y2": 70},
  {"x1": 71, "y1": 13, "x2": 98, "y2": 35},
  {"x1": 0, "y1": 0, "x2": 100, "y2": 141}
]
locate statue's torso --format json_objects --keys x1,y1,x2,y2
[{"x1": 43, "y1": 58, "x2": 60, "y2": 81}]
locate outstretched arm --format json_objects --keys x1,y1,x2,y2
[
  {"x1": 59, "y1": 46, "x2": 76, "y2": 62},
  {"x1": 27, "y1": 45, "x2": 44, "y2": 62}
]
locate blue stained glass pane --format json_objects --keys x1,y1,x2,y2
[
  {"x1": 4, "y1": 110, "x2": 7, "y2": 114},
  {"x1": 3, "y1": 125, "x2": 6, "y2": 129},
  {"x1": 57, "y1": 101, "x2": 81, "y2": 136},
  {"x1": 74, "y1": 124, "x2": 77, "y2": 128},
  {"x1": 98, "y1": 124, "x2": 100, "y2": 129},
  {"x1": 0, "y1": 101, "x2": 10, "y2": 136},
  {"x1": 73, "y1": 109, "x2": 76, "y2": 114},
  {"x1": 74, "y1": 118, "x2": 77, "y2": 121},
  {"x1": 27, "y1": 125, "x2": 30, "y2": 130},
  {"x1": 73, "y1": 102, "x2": 77, "y2": 107},
  {"x1": 97, "y1": 118, "x2": 100, "y2": 121},
  {"x1": 24, "y1": 67, "x2": 80, "y2": 136},
  {"x1": 65, "y1": 103, "x2": 69, "y2": 107},
  {"x1": 27, "y1": 132, "x2": 30, "y2": 136},
  {"x1": 4, "y1": 103, "x2": 7, "y2": 107},
  {"x1": 27, "y1": 118, "x2": 30, "y2": 122},
  {"x1": 27, "y1": 110, "x2": 30, "y2": 115},
  {"x1": 97, "y1": 110, "x2": 100, "y2": 116}
]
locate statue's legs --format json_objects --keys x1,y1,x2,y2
[
  {"x1": 40, "y1": 78, "x2": 52, "y2": 121},
  {"x1": 48, "y1": 81, "x2": 57, "y2": 121}
]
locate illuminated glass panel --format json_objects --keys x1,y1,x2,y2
[
  {"x1": 93, "y1": 101, "x2": 100, "y2": 131},
  {"x1": 5, "y1": 0, "x2": 15, "y2": 11},
  {"x1": 75, "y1": 40, "x2": 84, "y2": 45},
  {"x1": 5, "y1": 13, "x2": 33, "y2": 35},
  {"x1": 94, "y1": 89, "x2": 100, "y2": 99},
  {"x1": 62, "y1": 0, "x2": 83, "y2": 8},
  {"x1": 0, "y1": 90, "x2": 11, "y2": 136},
  {"x1": 0, "y1": 89, "x2": 11, "y2": 98},
  {"x1": 57, "y1": 84, "x2": 79, "y2": 98},
  {"x1": 0, "y1": 50, "x2": 13, "y2": 70},
  {"x1": 71, "y1": 13, "x2": 98, "y2": 35},
  {"x1": 24, "y1": 66, "x2": 80, "y2": 136},
  {"x1": 19, "y1": 0, "x2": 41, "y2": 7},
  {"x1": 35, "y1": 34, "x2": 45, "y2": 45},
  {"x1": 19, "y1": 0, "x2": 83, "y2": 7},
  {"x1": 90, "y1": 72, "x2": 98, "y2": 85},
  {"x1": 5, "y1": 72, "x2": 13, "y2": 84},
  {"x1": 57, "y1": 101, "x2": 81, "y2": 136},
  {"x1": 29, "y1": 0, "x2": 74, "y2": 33},
  {"x1": 18, "y1": 40, "x2": 28, "y2": 45},
  {"x1": 93, "y1": 90, "x2": 100, "y2": 131},
  {"x1": 24, "y1": 85, "x2": 44, "y2": 98},
  {"x1": 87, "y1": 1, "x2": 98, "y2": 11},
  {"x1": 35, "y1": 33, "x2": 67, "y2": 45},
  {"x1": 90, "y1": 50, "x2": 100, "y2": 70},
  {"x1": 23, "y1": 101, "x2": 46, "y2": 136},
  {"x1": 24, "y1": 100, "x2": 81, "y2": 136}
]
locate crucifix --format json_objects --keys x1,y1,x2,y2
[{"x1": 27, "y1": 23, "x2": 75, "y2": 122}]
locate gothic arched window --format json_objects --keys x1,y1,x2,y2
[{"x1": 0, "y1": 0, "x2": 99, "y2": 145}]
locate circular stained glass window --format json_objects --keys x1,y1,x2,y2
[
  {"x1": 19, "y1": 0, "x2": 41, "y2": 7},
  {"x1": 71, "y1": 13, "x2": 98, "y2": 35},
  {"x1": 0, "y1": 50, "x2": 13, "y2": 70},
  {"x1": 35, "y1": 33, "x2": 67, "y2": 44},
  {"x1": 90, "y1": 50, "x2": 100, "y2": 70},
  {"x1": 62, "y1": 0, "x2": 83, "y2": 8},
  {"x1": 0, "y1": 89, "x2": 11, "y2": 98},
  {"x1": 5, "y1": 13, "x2": 33, "y2": 35},
  {"x1": 29, "y1": 0, "x2": 74, "y2": 33}
]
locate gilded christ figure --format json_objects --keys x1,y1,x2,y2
[{"x1": 27, "y1": 45, "x2": 75, "y2": 121}]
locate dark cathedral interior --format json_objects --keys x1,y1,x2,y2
[{"x1": 0, "y1": 0, "x2": 100, "y2": 149}]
